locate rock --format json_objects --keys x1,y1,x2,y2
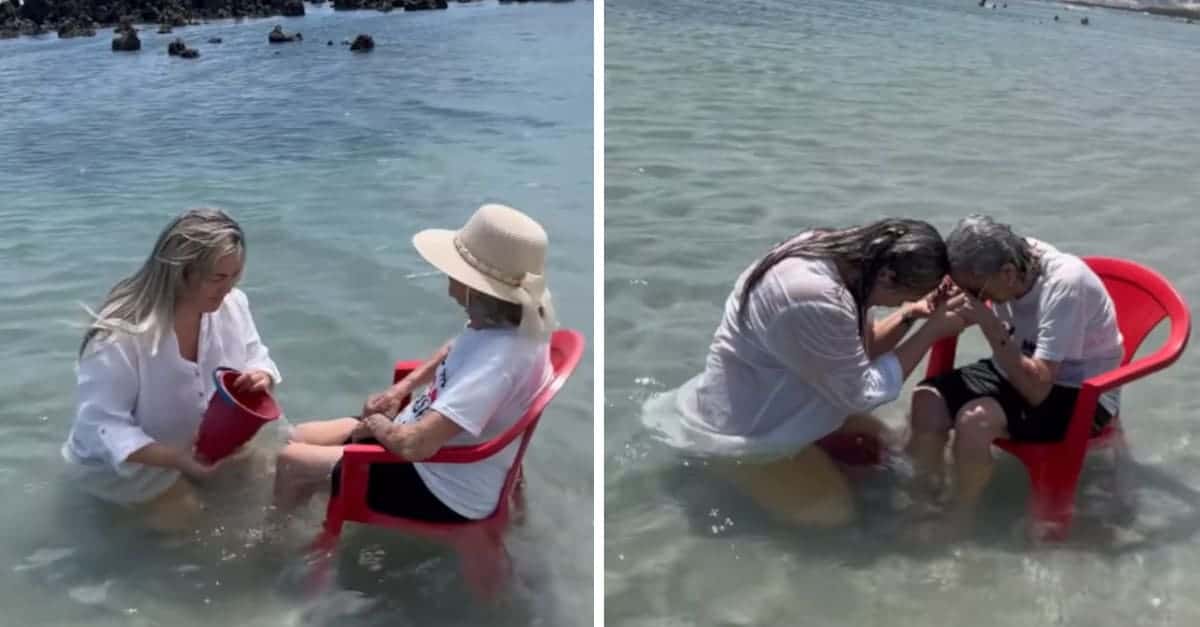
[
  {"x1": 18, "y1": 0, "x2": 50, "y2": 24},
  {"x1": 112, "y1": 29, "x2": 140, "y2": 51},
  {"x1": 158, "y1": 24, "x2": 173, "y2": 34},
  {"x1": 1054, "y1": 15, "x2": 1059, "y2": 21},
  {"x1": 327, "y1": 40, "x2": 333, "y2": 45},
  {"x1": 57, "y1": 19, "x2": 97, "y2": 39},
  {"x1": 208, "y1": 37, "x2": 222, "y2": 44},
  {"x1": 341, "y1": 38, "x2": 350, "y2": 45},
  {"x1": 1081, "y1": 17, "x2": 1089, "y2": 25},
  {"x1": 268, "y1": 24, "x2": 299, "y2": 43},
  {"x1": 350, "y1": 33, "x2": 373, "y2": 51},
  {"x1": 282, "y1": 0, "x2": 305, "y2": 16},
  {"x1": 167, "y1": 37, "x2": 186, "y2": 55},
  {"x1": 180, "y1": 47, "x2": 199, "y2": 58},
  {"x1": 404, "y1": 0, "x2": 447, "y2": 10}
]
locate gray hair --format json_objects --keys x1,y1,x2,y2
[
  {"x1": 466, "y1": 288, "x2": 522, "y2": 329},
  {"x1": 79, "y1": 208, "x2": 245, "y2": 357},
  {"x1": 945, "y1": 214, "x2": 1040, "y2": 277}
]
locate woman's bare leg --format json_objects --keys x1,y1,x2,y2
[
  {"x1": 288, "y1": 417, "x2": 360, "y2": 445},
  {"x1": 722, "y1": 444, "x2": 856, "y2": 528}
]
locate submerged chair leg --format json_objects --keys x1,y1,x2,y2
[
  {"x1": 456, "y1": 529, "x2": 512, "y2": 602},
  {"x1": 1025, "y1": 457, "x2": 1084, "y2": 541}
]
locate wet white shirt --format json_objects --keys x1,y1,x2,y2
[
  {"x1": 394, "y1": 326, "x2": 552, "y2": 519},
  {"x1": 61, "y1": 288, "x2": 281, "y2": 504},
  {"x1": 645, "y1": 253, "x2": 904, "y2": 460}
]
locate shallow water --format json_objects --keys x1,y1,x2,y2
[
  {"x1": 605, "y1": 0, "x2": 1200, "y2": 624},
  {"x1": 0, "y1": 2, "x2": 592, "y2": 625}
]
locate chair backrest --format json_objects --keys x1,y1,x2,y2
[
  {"x1": 1083, "y1": 256, "x2": 1191, "y2": 366},
  {"x1": 493, "y1": 328, "x2": 586, "y2": 505}
]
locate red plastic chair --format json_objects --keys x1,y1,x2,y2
[
  {"x1": 309, "y1": 328, "x2": 586, "y2": 598},
  {"x1": 924, "y1": 256, "x2": 1190, "y2": 540}
]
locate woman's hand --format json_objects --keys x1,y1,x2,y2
[
  {"x1": 361, "y1": 389, "x2": 406, "y2": 419},
  {"x1": 923, "y1": 293, "x2": 972, "y2": 338},
  {"x1": 904, "y1": 279, "x2": 958, "y2": 320},
  {"x1": 349, "y1": 419, "x2": 374, "y2": 442},
  {"x1": 951, "y1": 292, "x2": 997, "y2": 327},
  {"x1": 233, "y1": 369, "x2": 274, "y2": 393},
  {"x1": 177, "y1": 448, "x2": 226, "y2": 481}
]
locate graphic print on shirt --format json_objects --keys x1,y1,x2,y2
[{"x1": 407, "y1": 347, "x2": 450, "y2": 421}]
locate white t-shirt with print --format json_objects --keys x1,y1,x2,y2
[
  {"x1": 394, "y1": 326, "x2": 552, "y2": 520},
  {"x1": 990, "y1": 239, "x2": 1124, "y2": 414}
]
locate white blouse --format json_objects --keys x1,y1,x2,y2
[
  {"x1": 643, "y1": 255, "x2": 904, "y2": 460},
  {"x1": 61, "y1": 288, "x2": 281, "y2": 504}
]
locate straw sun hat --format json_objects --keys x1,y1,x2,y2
[{"x1": 413, "y1": 204, "x2": 558, "y2": 338}]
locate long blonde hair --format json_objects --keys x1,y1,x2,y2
[{"x1": 79, "y1": 208, "x2": 245, "y2": 357}]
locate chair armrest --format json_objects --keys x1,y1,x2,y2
[
  {"x1": 1083, "y1": 345, "x2": 1186, "y2": 393},
  {"x1": 393, "y1": 360, "x2": 425, "y2": 384},
  {"x1": 341, "y1": 442, "x2": 498, "y2": 465}
]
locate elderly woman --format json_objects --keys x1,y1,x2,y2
[
  {"x1": 907, "y1": 215, "x2": 1123, "y2": 538},
  {"x1": 273, "y1": 204, "x2": 556, "y2": 523},
  {"x1": 62, "y1": 208, "x2": 281, "y2": 529},
  {"x1": 646, "y1": 219, "x2": 968, "y2": 528}
]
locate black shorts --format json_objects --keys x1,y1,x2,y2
[
  {"x1": 330, "y1": 438, "x2": 468, "y2": 523},
  {"x1": 918, "y1": 359, "x2": 1113, "y2": 442}
]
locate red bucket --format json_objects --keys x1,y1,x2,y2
[{"x1": 194, "y1": 367, "x2": 281, "y2": 463}]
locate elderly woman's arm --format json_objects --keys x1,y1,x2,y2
[
  {"x1": 361, "y1": 411, "x2": 463, "y2": 461},
  {"x1": 361, "y1": 340, "x2": 453, "y2": 418}
]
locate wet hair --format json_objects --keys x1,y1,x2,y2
[
  {"x1": 738, "y1": 218, "x2": 949, "y2": 334},
  {"x1": 80, "y1": 208, "x2": 244, "y2": 357},
  {"x1": 945, "y1": 214, "x2": 1040, "y2": 278}
]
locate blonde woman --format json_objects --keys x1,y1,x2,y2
[
  {"x1": 62, "y1": 208, "x2": 281, "y2": 528},
  {"x1": 273, "y1": 203, "x2": 556, "y2": 523}
]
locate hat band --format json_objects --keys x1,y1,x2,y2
[{"x1": 453, "y1": 235, "x2": 526, "y2": 287}]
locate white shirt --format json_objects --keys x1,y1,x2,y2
[
  {"x1": 644, "y1": 251, "x2": 904, "y2": 460},
  {"x1": 990, "y1": 240, "x2": 1124, "y2": 414},
  {"x1": 61, "y1": 288, "x2": 281, "y2": 504},
  {"x1": 395, "y1": 326, "x2": 552, "y2": 520}
]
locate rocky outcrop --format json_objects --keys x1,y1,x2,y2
[
  {"x1": 111, "y1": 27, "x2": 140, "y2": 50},
  {"x1": 404, "y1": 0, "x2": 447, "y2": 10},
  {"x1": 349, "y1": 32, "x2": 373, "y2": 51},
  {"x1": 57, "y1": 17, "x2": 97, "y2": 37},
  {"x1": 333, "y1": 0, "x2": 445, "y2": 11},
  {"x1": 3, "y1": 0, "x2": 566, "y2": 42},
  {"x1": 281, "y1": 0, "x2": 303, "y2": 16},
  {"x1": 267, "y1": 23, "x2": 300, "y2": 43}
]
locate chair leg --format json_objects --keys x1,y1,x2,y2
[
  {"x1": 305, "y1": 531, "x2": 339, "y2": 598},
  {"x1": 1025, "y1": 458, "x2": 1083, "y2": 542},
  {"x1": 1109, "y1": 434, "x2": 1137, "y2": 524},
  {"x1": 457, "y1": 531, "x2": 512, "y2": 602}
]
